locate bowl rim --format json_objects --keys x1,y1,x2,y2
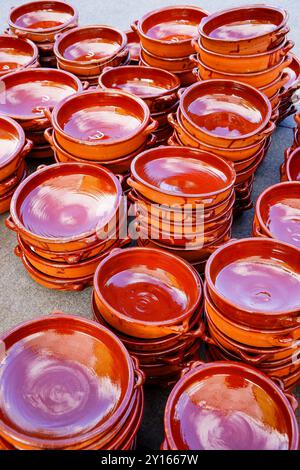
[{"x1": 0, "y1": 313, "x2": 135, "y2": 449}]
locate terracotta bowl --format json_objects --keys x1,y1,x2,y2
[
  {"x1": 254, "y1": 182, "x2": 300, "y2": 249},
  {"x1": 179, "y1": 80, "x2": 273, "y2": 149},
  {"x1": 93, "y1": 247, "x2": 202, "y2": 339},
  {"x1": 48, "y1": 90, "x2": 156, "y2": 159},
  {"x1": 0, "y1": 116, "x2": 31, "y2": 181},
  {"x1": 125, "y1": 30, "x2": 140, "y2": 63},
  {"x1": 199, "y1": 5, "x2": 288, "y2": 55},
  {"x1": 0, "y1": 314, "x2": 142, "y2": 449},
  {"x1": 132, "y1": 6, "x2": 208, "y2": 58},
  {"x1": 7, "y1": 162, "x2": 123, "y2": 253},
  {"x1": 164, "y1": 360, "x2": 298, "y2": 450},
  {"x1": 99, "y1": 65, "x2": 180, "y2": 113},
  {"x1": 129, "y1": 145, "x2": 236, "y2": 206},
  {"x1": 195, "y1": 38, "x2": 294, "y2": 74},
  {"x1": 140, "y1": 47, "x2": 195, "y2": 72},
  {"x1": 0, "y1": 34, "x2": 39, "y2": 76},
  {"x1": 8, "y1": 1, "x2": 79, "y2": 43},
  {"x1": 205, "y1": 238, "x2": 300, "y2": 330},
  {"x1": 0, "y1": 68, "x2": 82, "y2": 123},
  {"x1": 0, "y1": 166, "x2": 27, "y2": 214},
  {"x1": 285, "y1": 147, "x2": 300, "y2": 181}
]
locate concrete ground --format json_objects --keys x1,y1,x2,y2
[{"x1": 0, "y1": 0, "x2": 299, "y2": 450}]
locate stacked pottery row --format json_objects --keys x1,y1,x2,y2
[
  {"x1": 132, "y1": 5, "x2": 208, "y2": 86},
  {"x1": 8, "y1": 1, "x2": 79, "y2": 68},
  {"x1": 0, "y1": 314, "x2": 144, "y2": 450},
  {"x1": 276, "y1": 54, "x2": 300, "y2": 124},
  {"x1": 6, "y1": 163, "x2": 128, "y2": 291},
  {"x1": 0, "y1": 117, "x2": 32, "y2": 214},
  {"x1": 0, "y1": 67, "x2": 82, "y2": 159},
  {"x1": 193, "y1": 4, "x2": 293, "y2": 112},
  {"x1": 92, "y1": 247, "x2": 204, "y2": 384},
  {"x1": 54, "y1": 25, "x2": 130, "y2": 87},
  {"x1": 127, "y1": 146, "x2": 236, "y2": 274},
  {"x1": 99, "y1": 65, "x2": 180, "y2": 145},
  {"x1": 203, "y1": 238, "x2": 300, "y2": 391},
  {"x1": 167, "y1": 79, "x2": 275, "y2": 213}
]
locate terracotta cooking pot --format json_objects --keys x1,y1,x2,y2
[{"x1": 281, "y1": 53, "x2": 300, "y2": 96}]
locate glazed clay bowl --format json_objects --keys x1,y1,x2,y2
[
  {"x1": 93, "y1": 247, "x2": 202, "y2": 339},
  {"x1": 48, "y1": 90, "x2": 156, "y2": 160},
  {"x1": 0, "y1": 159, "x2": 26, "y2": 197},
  {"x1": 8, "y1": 1, "x2": 79, "y2": 43},
  {"x1": 205, "y1": 238, "x2": 300, "y2": 330},
  {"x1": 164, "y1": 360, "x2": 298, "y2": 450},
  {"x1": 140, "y1": 47, "x2": 195, "y2": 72},
  {"x1": 0, "y1": 34, "x2": 39, "y2": 76},
  {"x1": 125, "y1": 30, "x2": 140, "y2": 63},
  {"x1": 0, "y1": 116, "x2": 30, "y2": 181},
  {"x1": 7, "y1": 162, "x2": 123, "y2": 253},
  {"x1": 195, "y1": 38, "x2": 294, "y2": 74},
  {"x1": 0, "y1": 68, "x2": 82, "y2": 123},
  {"x1": 179, "y1": 80, "x2": 273, "y2": 149},
  {"x1": 129, "y1": 145, "x2": 236, "y2": 206},
  {"x1": 199, "y1": 5, "x2": 288, "y2": 56},
  {"x1": 99, "y1": 65, "x2": 180, "y2": 113},
  {"x1": 254, "y1": 182, "x2": 300, "y2": 249},
  {"x1": 286, "y1": 147, "x2": 300, "y2": 181},
  {"x1": 0, "y1": 167, "x2": 27, "y2": 214},
  {"x1": 132, "y1": 6, "x2": 208, "y2": 58},
  {"x1": 0, "y1": 314, "x2": 142, "y2": 449}
]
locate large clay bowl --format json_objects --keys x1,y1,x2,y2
[
  {"x1": 205, "y1": 238, "x2": 300, "y2": 330},
  {"x1": 0, "y1": 34, "x2": 39, "y2": 76},
  {"x1": 199, "y1": 5, "x2": 288, "y2": 55},
  {"x1": 0, "y1": 116, "x2": 30, "y2": 181},
  {"x1": 48, "y1": 90, "x2": 155, "y2": 160},
  {"x1": 8, "y1": 1, "x2": 79, "y2": 43},
  {"x1": 132, "y1": 6, "x2": 208, "y2": 58},
  {"x1": 129, "y1": 145, "x2": 236, "y2": 206},
  {"x1": 179, "y1": 80, "x2": 273, "y2": 148},
  {"x1": 7, "y1": 162, "x2": 123, "y2": 253},
  {"x1": 254, "y1": 182, "x2": 300, "y2": 249},
  {"x1": 93, "y1": 247, "x2": 202, "y2": 339}
]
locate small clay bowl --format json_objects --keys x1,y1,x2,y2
[
  {"x1": 199, "y1": 5, "x2": 288, "y2": 55},
  {"x1": 7, "y1": 162, "x2": 123, "y2": 253},
  {"x1": 0, "y1": 116, "x2": 30, "y2": 181},
  {"x1": 132, "y1": 6, "x2": 208, "y2": 58},
  {"x1": 254, "y1": 182, "x2": 300, "y2": 248},
  {"x1": 179, "y1": 80, "x2": 274, "y2": 148},
  {"x1": 47, "y1": 90, "x2": 156, "y2": 160},
  {"x1": 205, "y1": 238, "x2": 300, "y2": 330},
  {"x1": 99, "y1": 65, "x2": 180, "y2": 113},
  {"x1": 93, "y1": 247, "x2": 202, "y2": 339},
  {"x1": 0, "y1": 34, "x2": 39, "y2": 76},
  {"x1": 285, "y1": 147, "x2": 300, "y2": 181},
  {"x1": 125, "y1": 30, "x2": 140, "y2": 63},
  {"x1": 8, "y1": 1, "x2": 79, "y2": 43},
  {"x1": 129, "y1": 145, "x2": 236, "y2": 206},
  {"x1": 0, "y1": 68, "x2": 82, "y2": 123}
]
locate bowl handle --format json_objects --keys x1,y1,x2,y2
[
  {"x1": 145, "y1": 133, "x2": 157, "y2": 148},
  {"x1": 130, "y1": 20, "x2": 138, "y2": 33},
  {"x1": 127, "y1": 177, "x2": 144, "y2": 194},
  {"x1": 189, "y1": 54, "x2": 199, "y2": 65},
  {"x1": 44, "y1": 127, "x2": 54, "y2": 147},
  {"x1": 181, "y1": 360, "x2": 205, "y2": 378},
  {"x1": 255, "y1": 121, "x2": 276, "y2": 141},
  {"x1": 82, "y1": 81, "x2": 90, "y2": 90},
  {"x1": 273, "y1": 25, "x2": 290, "y2": 40},
  {"x1": 131, "y1": 355, "x2": 145, "y2": 389},
  {"x1": 5, "y1": 215, "x2": 17, "y2": 232},
  {"x1": 142, "y1": 118, "x2": 158, "y2": 136},
  {"x1": 252, "y1": 220, "x2": 268, "y2": 238},
  {"x1": 280, "y1": 40, "x2": 294, "y2": 57},
  {"x1": 167, "y1": 112, "x2": 180, "y2": 131},
  {"x1": 12, "y1": 29, "x2": 28, "y2": 38},
  {"x1": 19, "y1": 139, "x2": 33, "y2": 158},
  {"x1": 167, "y1": 133, "x2": 178, "y2": 146},
  {"x1": 14, "y1": 245, "x2": 21, "y2": 257},
  {"x1": 192, "y1": 67, "x2": 200, "y2": 79},
  {"x1": 271, "y1": 376, "x2": 299, "y2": 411},
  {"x1": 177, "y1": 87, "x2": 186, "y2": 99}
]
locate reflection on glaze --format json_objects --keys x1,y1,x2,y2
[
  {"x1": 0, "y1": 329, "x2": 123, "y2": 438},
  {"x1": 0, "y1": 128, "x2": 19, "y2": 165},
  {"x1": 172, "y1": 373, "x2": 289, "y2": 450},
  {"x1": 215, "y1": 259, "x2": 300, "y2": 312},
  {"x1": 20, "y1": 173, "x2": 119, "y2": 238},
  {"x1": 266, "y1": 200, "x2": 300, "y2": 248},
  {"x1": 14, "y1": 10, "x2": 73, "y2": 30},
  {"x1": 209, "y1": 20, "x2": 276, "y2": 40},
  {"x1": 63, "y1": 107, "x2": 142, "y2": 141},
  {"x1": 147, "y1": 20, "x2": 198, "y2": 42},
  {"x1": 0, "y1": 48, "x2": 32, "y2": 71},
  {"x1": 139, "y1": 157, "x2": 228, "y2": 194},
  {"x1": 109, "y1": 78, "x2": 168, "y2": 97},
  {"x1": 63, "y1": 39, "x2": 120, "y2": 62},
  {"x1": 103, "y1": 266, "x2": 188, "y2": 321},
  {"x1": 187, "y1": 93, "x2": 263, "y2": 137}
]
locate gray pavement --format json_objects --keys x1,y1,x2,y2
[{"x1": 0, "y1": 0, "x2": 299, "y2": 450}]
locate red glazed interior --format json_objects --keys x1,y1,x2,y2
[
  {"x1": 0, "y1": 116, "x2": 25, "y2": 167},
  {"x1": 0, "y1": 35, "x2": 37, "y2": 72},
  {"x1": 9, "y1": 1, "x2": 76, "y2": 31}
]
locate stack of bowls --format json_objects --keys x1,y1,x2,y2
[
  {"x1": 92, "y1": 247, "x2": 204, "y2": 384},
  {"x1": 193, "y1": 5, "x2": 293, "y2": 113},
  {"x1": 6, "y1": 163, "x2": 127, "y2": 291},
  {"x1": 0, "y1": 34, "x2": 39, "y2": 76},
  {"x1": 162, "y1": 361, "x2": 299, "y2": 450},
  {"x1": 0, "y1": 68, "x2": 82, "y2": 159},
  {"x1": 167, "y1": 80, "x2": 275, "y2": 213},
  {"x1": 125, "y1": 29, "x2": 141, "y2": 64},
  {"x1": 127, "y1": 146, "x2": 236, "y2": 273},
  {"x1": 204, "y1": 238, "x2": 300, "y2": 391},
  {"x1": 132, "y1": 6, "x2": 208, "y2": 86},
  {"x1": 253, "y1": 182, "x2": 300, "y2": 250},
  {"x1": 0, "y1": 117, "x2": 32, "y2": 214},
  {"x1": 46, "y1": 89, "x2": 157, "y2": 191},
  {"x1": 0, "y1": 314, "x2": 144, "y2": 450},
  {"x1": 277, "y1": 54, "x2": 300, "y2": 124},
  {"x1": 281, "y1": 146, "x2": 300, "y2": 182},
  {"x1": 99, "y1": 65, "x2": 180, "y2": 145},
  {"x1": 8, "y1": 1, "x2": 79, "y2": 68},
  {"x1": 54, "y1": 26, "x2": 130, "y2": 87}
]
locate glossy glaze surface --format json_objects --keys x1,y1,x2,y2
[
  {"x1": 0, "y1": 36, "x2": 37, "y2": 72},
  {"x1": 209, "y1": 20, "x2": 277, "y2": 41},
  {"x1": 63, "y1": 38, "x2": 120, "y2": 62},
  {"x1": 147, "y1": 20, "x2": 198, "y2": 42}
]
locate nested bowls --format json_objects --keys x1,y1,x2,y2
[
  {"x1": 163, "y1": 361, "x2": 299, "y2": 450},
  {"x1": 0, "y1": 314, "x2": 144, "y2": 450},
  {"x1": 0, "y1": 34, "x2": 39, "y2": 76},
  {"x1": 93, "y1": 247, "x2": 202, "y2": 339}
]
